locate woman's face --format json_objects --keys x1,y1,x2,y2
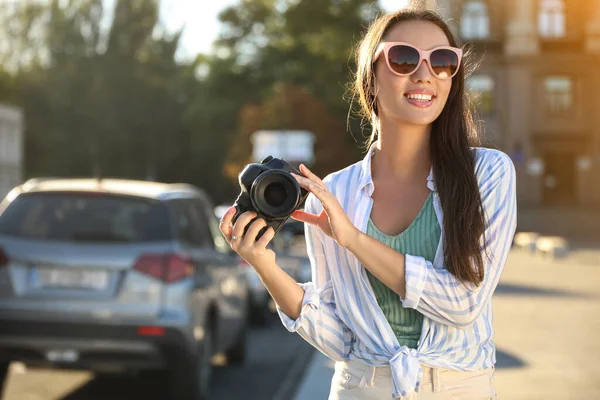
[{"x1": 374, "y1": 20, "x2": 454, "y2": 126}]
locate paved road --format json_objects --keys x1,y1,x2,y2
[
  {"x1": 295, "y1": 248, "x2": 600, "y2": 399},
  {"x1": 2, "y1": 314, "x2": 313, "y2": 400},
  {"x1": 491, "y1": 250, "x2": 600, "y2": 399}
]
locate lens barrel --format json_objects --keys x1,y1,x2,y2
[{"x1": 250, "y1": 170, "x2": 300, "y2": 218}]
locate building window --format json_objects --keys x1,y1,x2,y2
[
  {"x1": 544, "y1": 76, "x2": 572, "y2": 114},
  {"x1": 461, "y1": 1, "x2": 490, "y2": 40},
  {"x1": 467, "y1": 75, "x2": 495, "y2": 114},
  {"x1": 539, "y1": 0, "x2": 566, "y2": 38}
]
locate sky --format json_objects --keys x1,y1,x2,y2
[{"x1": 165, "y1": 0, "x2": 409, "y2": 61}]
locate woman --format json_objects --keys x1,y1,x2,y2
[{"x1": 219, "y1": 7, "x2": 516, "y2": 400}]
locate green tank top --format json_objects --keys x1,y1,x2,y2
[{"x1": 366, "y1": 192, "x2": 441, "y2": 349}]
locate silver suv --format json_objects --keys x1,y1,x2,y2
[{"x1": 0, "y1": 178, "x2": 250, "y2": 399}]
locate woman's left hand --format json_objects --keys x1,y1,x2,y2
[
  {"x1": 219, "y1": 208, "x2": 277, "y2": 268},
  {"x1": 291, "y1": 164, "x2": 361, "y2": 249}
]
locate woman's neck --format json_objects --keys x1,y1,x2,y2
[{"x1": 372, "y1": 119, "x2": 432, "y2": 183}]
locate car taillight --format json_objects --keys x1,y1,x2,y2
[
  {"x1": 133, "y1": 253, "x2": 194, "y2": 283},
  {"x1": 0, "y1": 247, "x2": 8, "y2": 267},
  {"x1": 137, "y1": 326, "x2": 165, "y2": 336}
]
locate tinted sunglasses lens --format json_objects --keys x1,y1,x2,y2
[
  {"x1": 430, "y1": 49, "x2": 459, "y2": 79},
  {"x1": 387, "y1": 45, "x2": 420, "y2": 75}
]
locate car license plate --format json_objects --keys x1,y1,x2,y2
[
  {"x1": 45, "y1": 349, "x2": 79, "y2": 363},
  {"x1": 37, "y1": 268, "x2": 109, "y2": 290}
]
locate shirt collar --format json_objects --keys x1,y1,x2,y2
[{"x1": 358, "y1": 140, "x2": 437, "y2": 194}]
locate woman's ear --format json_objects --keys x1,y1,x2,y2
[
  {"x1": 370, "y1": 84, "x2": 379, "y2": 116},
  {"x1": 370, "y1": 77, "x2": 377, "y2": 96},
  {"x1": 370, "y1": 73, "x2": 381, "y2": 98}
]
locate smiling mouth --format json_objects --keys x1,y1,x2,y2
[{"x1": 404, "y1": 93, "x2": 436, "y2": 102}]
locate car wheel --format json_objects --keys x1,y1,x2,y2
[
  {"x1": 250, "y1": 303, "x2": 268, "y2": 326},
  {"x1": 225, "y1": 324, "x2": 247, "y2": 364},
  {"x1": 172, "y1": 326, "x2": 213, "y2": 400},
  {"x1": 0, "y1": 362, "x2": 9, "y2": 396},
  {"x1": 196, "y1": 326, "x2": 213, "y2": 398}
]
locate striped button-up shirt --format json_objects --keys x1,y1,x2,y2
[{"x1": 277, "y1": 143, "x2": 517, "y2": 398}]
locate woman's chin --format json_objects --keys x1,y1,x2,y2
[
  {"x1": 396, "y1": 112, "x2": 438, "y2": 127},
  {"x1": 379, "y1": 105, "x2": 442, "y2": 127}
]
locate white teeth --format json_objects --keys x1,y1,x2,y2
[{"x1": 406, "y1": 93, "x2": 433, "y2": 101}]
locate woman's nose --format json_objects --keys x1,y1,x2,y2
[{"x1": 411, "y1": 61, "x2": 433, "y2": 83}]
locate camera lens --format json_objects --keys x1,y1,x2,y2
[
  {"x1": 250, "y1": 170, "x2": 300, "y2": 218},
  {"x1": 264, "y1": 182, "x2": 287, "y2": 208}
]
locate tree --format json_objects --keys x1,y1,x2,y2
[
  {"x1": 213, "y1": 0, "x2": 380, "y2": 185},
  {"x1": 0, "y1": 0, "x2": 196, "y2": 185},
  {"x1": 226, "y1": 83, "x2": 360, "y2": 181}
]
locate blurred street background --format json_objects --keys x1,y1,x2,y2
[{"x1": 0, "y1": 0, "x2": 599, "y2": 399}]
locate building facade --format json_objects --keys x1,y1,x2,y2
[
  {"x1": 0, "y1": 105, "x2": 23, "y2": 198},
  {"x1": 412, "y1": 0, "x2": 600, "y2": 208}
]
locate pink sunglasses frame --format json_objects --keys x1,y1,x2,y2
[{"x1": 374, "y1": 41, "x2": 463, "y2": 80}]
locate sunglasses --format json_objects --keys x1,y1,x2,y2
[{"x1": 374, "y1": 42, "x2": 463, "y2": 80}]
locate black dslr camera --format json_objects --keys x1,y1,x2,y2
[{"x1": 232, "y1": 156, "x2": 310, "y2": 240}]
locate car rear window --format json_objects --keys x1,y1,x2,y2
[{"x1": 0, "y1": 192, "x2": 172, "y2": 242}]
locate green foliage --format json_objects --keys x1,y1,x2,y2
[{"x1": 215, "y1": 0, "x2": 381, "y2": 182}]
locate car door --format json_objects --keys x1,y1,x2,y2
[
  {"x1": 166, "y1": 199, "x2": 216, "y2": 343},
  {"x1": 190, "y1": 197, "x2": 248, "y2": 350}
]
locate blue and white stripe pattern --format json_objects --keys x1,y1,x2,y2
[{"x1": 277, "y1": 143, "x2": 517, "y2": 398}]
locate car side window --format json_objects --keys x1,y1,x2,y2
[
  {"x1": 188, "y1": 200, "x2": 214, "y2": 249},
  {"x1": 169, "y1": 199, "x2": 210, "y2": 248},
  {"x1": 196, "y1": 199, "x2": 231, "y2": 255},
  {"x1": 169, "y1": 200, "x2": 193, "y2": 245}
]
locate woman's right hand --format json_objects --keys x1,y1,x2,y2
[
  {"x1": 218, "y1": 206, "x2": 277, "y2": 269},
  {"x1": 291, "y1": 164, "x2": 361, "y2": 250},
  {"x1": 220, "y1": 206, "x2": 305, "y2": 321}
]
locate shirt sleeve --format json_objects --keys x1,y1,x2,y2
[
  {"x1": 401, "y1": 151, "x2": 517, "y2": 329},
  {"x1": 276, "y1": 193, "x2": 355, "y2": 361}
]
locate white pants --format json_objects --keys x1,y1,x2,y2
[{"x1": 329, "y1": 360, "x2": 497, "y2": 400}]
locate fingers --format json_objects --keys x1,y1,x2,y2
[
  {"x1": 219, "y1": 206, "x2": 236, "y2": 240},
  {"x1": 291, "y1": 209, "x2": 320, "y2": 226},
  {"x1": 234, "y1": 217, "x2": 276, "y2": 256},
  {"x1": 294, "y1": 176, "x2": 330, "y2": 208},
  {"x1": 290, "y1": 172, "x2": 310, "y2": 188},
  {"x1": 256, "y1": 226, "x2": 275, "y2": 248},
  {"x1": 300, "y1": 164, "x2": 325, "y2": 187},
  {"x1": 291, "y1": 173, "x2": 327, "y2": 193},
  {"x1": 291, "y1": 172, "x2": 333, "y2": 216},
  {"x1": 241, "y1": 218, "x2": 267, "y2": 246},
  {"x1": 231, "y1": 211, "x2": 257, "y2": 242}
]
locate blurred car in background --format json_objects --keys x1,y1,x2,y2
[
  {"x1": 297, "y1": 256, "x2": 312, "y2": 283},
  {"x1": 280, "y1": 219, "x2": 304, "y2": 238},
  {"x1": 0, "y1": 178, "x2": 250, "y2": 400},
  {"x1": 213, "y1": 204, "x2": 231, "y2": 222},
  {"x1": 213, "y1": 203, "x2": 306, "y2": 325},
  {"x1": 237, "y1": 257, "x2": 270, "y2": 326},
  {"x1": 214, "y1": 204, "x2": 270, "y2": 326}
]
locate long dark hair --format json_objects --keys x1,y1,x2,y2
[{"x1": 352, "y1": 8, "x2": 487, "y2": 286}]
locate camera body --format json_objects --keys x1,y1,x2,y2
[{"x1": 232, "y1": 156, "x2": 309, "y2": 240}]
